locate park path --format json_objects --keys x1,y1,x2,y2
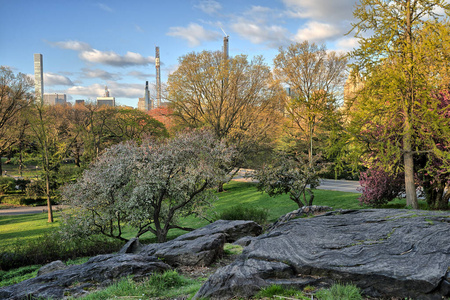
[{"x1": 0, "y1": 205, "x2": 65, "y2": 216}]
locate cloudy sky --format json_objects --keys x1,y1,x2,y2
[{"x1": 0, "y1": 0, "x2": 360, "y2": 107}]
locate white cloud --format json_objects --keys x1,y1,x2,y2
[
  {"x1": 67, "y1": 84, "x2": 105, "y2": 98},
  {"x1": 49, "y1": 40, "x2": 91, "y2": 51},
  {"x1": 282, "y1": 0, "x2": 356, "y2": 22},
  {"x1": 135, "y1": 24, "x2": 144, "y2": 32},
  {"x1": 128, "y1": 71, "x2": 155, "y2": 80},
  {"x1": 44, "y1": 73, "x2": 74, "y2": 86},
  {"x1": 82, "y1": 68, "x2": 121, "y2": 80},
  {"x1": 68, "y1": 82, "x2": 143, "y2": 99},
  {"x1": 79, "y1": 50, "x2": 155, "y2": 67},
  {"x1": 335, "y1": 37, "x2": 359, "y2": 52},
  {"x1": 167, "y1": 23, "x2": 221, "y2": 47},
  {"x1": 49, "y1": 40, "x2": 155, "y2": 67},
  {"x1": 230, "y1": 21, "x2": 289, "y2": 46},
  {"x1": 293, "y1": 21, "x2": 341, "y2": 42},
  {"x1": 195, "y1": 0, "x2": 222, "y2": 15},
  {"x1": 96, "y1": 3, "x2": 113, "y2": 13}
]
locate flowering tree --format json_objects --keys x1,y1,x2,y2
[
  {"x1": 61, "y1": 130, "x2": 236, "y2": 242},
  {"x1": 251, "y1": 153, "x2": 321, "y2": 208}
]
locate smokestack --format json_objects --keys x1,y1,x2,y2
[{"x1": 223, "y1": 36, "x2": 229, "y2": 60}]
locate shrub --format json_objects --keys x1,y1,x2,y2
[
  {"x1": 25, "y1": 180, "x2": 46, "y2": 199},
  {"x1": 0, "y1": 194, "x2": 53, "y2": 206},
  {"x1": 218, "y1": 205, "x2": 268, "y2": 224},
  {"x1": 14, "y1": 179, "x2": 30, "y2": 192},
  {"x1": 0, "y1": 177, "x2": 15, "y2": 194},
  {"x1": 0, "y1": 231, "x2": 122, "y2": 271},
  {"x1": 358, "y1": 168, "x2": 405, "y2": 206}
]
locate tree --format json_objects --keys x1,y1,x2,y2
[
  {"x1": 167, "y1": 51, "x2": 283, "y2": 167},
  {"x1": 0, "y1": 66, "x2": 32, "y2": 175},
  {"x1": 61, "y1": 130, "x2": 236, "y2": 242},
  {"x1": 251, "y1": 153, "x2": 321, "y2": 208},
  {"x1": 28, "y1": 104, "x2": 80, "y2": 222},
  {"x1": 273, "y1": 42, "x2": 347, "y2": 165},
  {"x1": 104, "y1": 107, "x2": 168, "y2": 143},
  {"x1": 348, "y1": 0, "x2": 450, "y2": 208}
]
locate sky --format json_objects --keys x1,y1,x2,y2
[{"x1": 0, "y1": 0, "x2": 361, "y2": 107}]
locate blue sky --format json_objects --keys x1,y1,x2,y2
[{"x1": 0, "y1": 0, "x2": 360, "y2": 107}]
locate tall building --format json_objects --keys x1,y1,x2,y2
[
  {"x1": 34, "y1": 54, "x2": 44, "y2": 104},
  {"x1": 96, "y1": 86, "x2": 115, "y2": 107},
  {"x1": 138, "y1": 81, "x2": 152, "y2": 111},
  {"x1": 155, "y1": 46, "x2": 161, "y2": 108},
  {"x1": 43, "y1": 93, "x2": 66, "y2": 105}
]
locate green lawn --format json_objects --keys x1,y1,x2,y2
[
  {"x1": 1, "y1": 180, "x2": 420, "y2": 250},
  {"x1": 0, "y1": 213, "x2": 60, "y2": 250}
]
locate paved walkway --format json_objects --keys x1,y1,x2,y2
[{"x1": 0, "y1": 205, "x2": 65, "y2": 216}]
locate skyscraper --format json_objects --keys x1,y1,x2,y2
[
  {"x1": 138, "y1": 81, "x2": 152, "y2": 111},
  {"x1": 34, "y1": 54, "x2": 44, "y2": 104},
  {"x1": 156, "y1": 46, "x2": 161, "y2": 108},
  {"x1": 96, "y1": 86, "x2": 115, "y2": 107}
]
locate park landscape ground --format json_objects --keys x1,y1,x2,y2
[{"x1": 0, "y1": 172, "x2": 438, "y2": 299}]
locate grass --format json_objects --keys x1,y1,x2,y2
[
  {"x1": 70, "y1": 270, "x2": 203, "y2": 300},
  {"x1": 315, "y1": 283, "x2": 363, "y2": 300},
  {"x1": 0, "y1": 257, "x2": 89, "y2": 288},
  {"x1": 0, "y1": 212, "x2": 60, "y2": 250}
]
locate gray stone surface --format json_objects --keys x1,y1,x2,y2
[
  {"x1": 0, "y1": 254, "x2": 171, "y2": 299},
  {"x1": 37, "y1": 260, "x2": 67, "y2": 276},
  {"x1": 142, "y1": 233, "x2": 227, "y2": 267},
  {"x1": 195, "y1": 209, "x2": 450, "y2": 300},
  {"x1": 174, "y1": 219, "x2": 262, "y2": 243},
  {"x1": 118, "y1": 237, "x2": 142, "y2": 254},
  {"x1": 140, "y1": 220, "x2": 262, "y2": 267}
]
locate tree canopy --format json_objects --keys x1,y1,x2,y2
[{"x1": 347, "y1": 0, "x2": 450, "y2": 209}]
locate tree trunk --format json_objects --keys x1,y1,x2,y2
[
  {"x1": 306, "y1": 188, "x2": 314, "y2": 206},
  {"x1": 403, "y1": 136, "x2": 418, "y2": 209},
  {"x1": 46, "y1": 172, "x2": 53, "y2": 222},
  {"x1": 403, "y1": 0, "x2": 418, "y2": 210}
]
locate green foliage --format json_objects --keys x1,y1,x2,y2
[
  {"x1": 0, "y1": 230, "x2": 122, "y2": 271},
  {"x1": 315, "y1": 283, "x2": 363, "y2": 300},
  {"x1": 252, "y1": 153, "x2": 322, "y2": 208},
  {"x1": 347, "y1": 0, "x2": 450, "y2": 209},
  {"x1": 0, "y1": 177, "x2": 15, "y2": 194},
  {"x1": 25, "y1": 179, "x2": 46, "y2": 199},
  {"x1": 274, "y1": 41, "x2": 347, "y2": 163},
  {"x1": 255, "y1": 284, "x2": 308, "y2": 299},
  {"x1": 0, "y1": 194, "x2": 50, "y2": 206},
  {"x1": 218, "y1": 205, "x2": 268, "y2": 224}
]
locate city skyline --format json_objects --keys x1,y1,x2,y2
[{"x1": 1, "y1": 0, "x2": 363, "y2": 107}]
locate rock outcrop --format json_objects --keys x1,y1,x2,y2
[
  {"x1": 194, "y1": 209, "x2": 450, "y2": 300},
  {"x1": 140, "y1": 220, "x2": 262, "y2": 267},
  {"x1": 0, "y1": 219, "x2": 262, "y2": 299},
  {"x1": 0, "y1": 254, "x2": 171, "y2": 299}
]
